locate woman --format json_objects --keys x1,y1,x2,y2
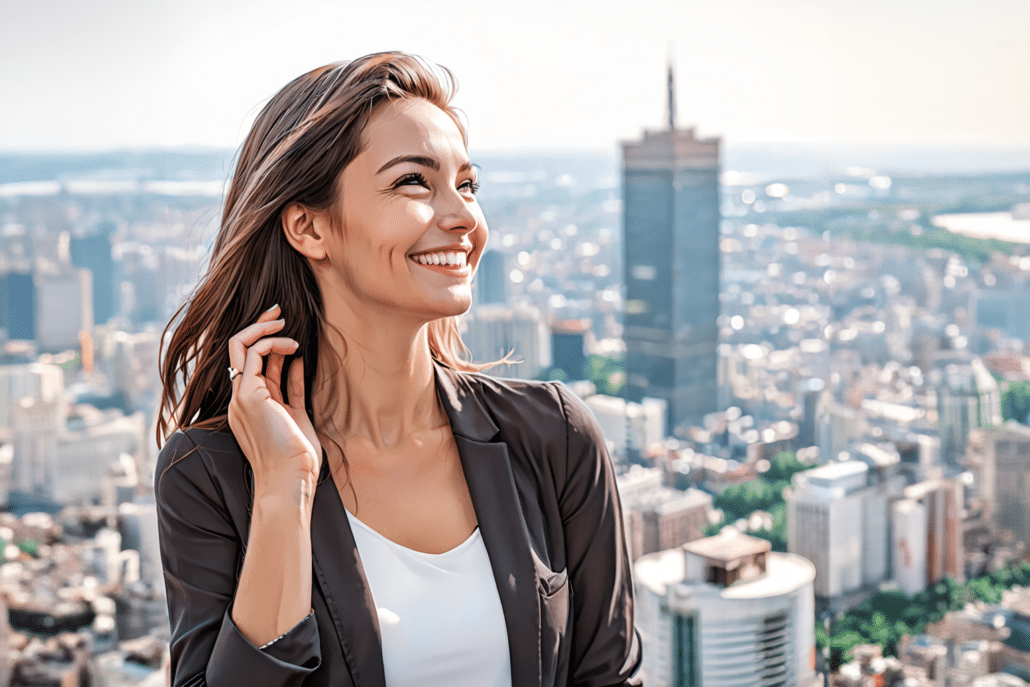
[{"x1": 155, "y1": 52, "x2": 641, "y2": 687}]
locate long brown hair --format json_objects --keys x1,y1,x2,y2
[{"x1": 157, "y1": 52, "x2": 489, "y2": 449}]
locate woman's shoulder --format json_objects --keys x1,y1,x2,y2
[
  {"x1": 450, "y1": 368, "x2": 560, "y2": 411},
  {"x1": 155, "y1": 425, "x2": 247, "y2": 494},
  {"x1": 447, "y1": 368, "x2": 601, "y2": 441}
]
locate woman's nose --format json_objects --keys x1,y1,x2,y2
[{"x1": 437, "y1": 191, "x2": 478, "y2": 234}]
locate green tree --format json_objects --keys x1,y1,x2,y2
[
  {"x1": 715, "y1": 479, "x2": 779, "y2": 521},
  {"x1": 764, "y1": 451, "x2": 811, "y2": 482},
  {"x1": 967, "y1": 577, "x2": 1003, "y2": 604},
  {"x1": 1001, "y1": 380, "x2": 1030, "y2": 424},
  {"x1": 583, "y1": 355, "x2": 625, "y2": 396}
]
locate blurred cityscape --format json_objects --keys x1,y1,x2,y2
[{"x1": 1, "y1": 83, "x2": 1030, "y2": 685}]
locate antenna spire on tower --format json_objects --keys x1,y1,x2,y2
[{"x1": 667, "y1": 51, "x2": 676, "y2": 131}]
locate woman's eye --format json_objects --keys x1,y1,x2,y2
[
  {"x1": 395, "y1": 173, "x2": 429, "y2": 189},
  {"x1": 460, "y1": 179, "x2": 481, "y2": 195}
]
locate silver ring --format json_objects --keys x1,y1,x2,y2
[{"x1": 228, "y1": 366, "x2": 242, "y2": 381}]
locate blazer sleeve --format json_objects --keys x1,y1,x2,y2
[
  {"x1": 552, "y1": 383, "x2": 643, "y2": 687},
  {"x1": 155, "y1": 431, "x2": 321, "y2": 687}
]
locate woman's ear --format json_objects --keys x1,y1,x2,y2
[{"x1": 281, "y1": 202, "x2": 330, "y2": 261}]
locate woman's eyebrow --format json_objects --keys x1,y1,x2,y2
[{"x1": 376, "y1": 155, "x2": 474, "y2": 174}]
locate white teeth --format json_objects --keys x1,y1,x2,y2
[{"x1": 411, "y1": 251, "x2": 468, "y2": 267}]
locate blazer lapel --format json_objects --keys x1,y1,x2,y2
[
  {"x1": 305, "y1": 361, "x2": 541, "y2": 687},
  {"x1": 311, "y1": 467, "x2": 387, "y2": 687},
  {"x1": 435, "y1": 362, "x2": 541, "y2": 687}
]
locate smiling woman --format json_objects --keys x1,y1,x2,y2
[{"x1": 154, "y1": 52, "x2": 641, "y2": 687}]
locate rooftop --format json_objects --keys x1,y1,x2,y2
[
  {"x1": 634, "y1": 545, "x2": 816, "y2": 600},
  {"x1": 682, "y1": 528, "x2": 770, "y2": 562}
]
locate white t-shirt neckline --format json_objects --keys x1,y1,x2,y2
[{"x1": 344, "y1": 508, "x2": 481, "y2": 559}]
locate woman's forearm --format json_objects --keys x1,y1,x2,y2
[{"x1": 231, "y1": 477, "x2": 316, "y2": 647}]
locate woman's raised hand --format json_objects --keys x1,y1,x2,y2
[{"x1": 227, "y1": 304, "x2": 322, "y2": 495}]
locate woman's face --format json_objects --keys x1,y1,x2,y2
[{"x1": 321, "y1": 97, "x2": 487, "y2": 324}]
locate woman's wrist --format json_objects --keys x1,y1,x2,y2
[{"x1": 252, "y1": 476, "x2": 317, "y2": 519}]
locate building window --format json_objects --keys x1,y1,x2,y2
[
  {"x1": 632, "y1": 265, "x2": 658, "y2": 281},
  {"x1": 673, "y1": 612, "x2": 698, "y2": 687}
]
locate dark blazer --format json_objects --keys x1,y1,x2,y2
[{"x1": 155, "y1": 361, "x2": 643, "y2": 687}]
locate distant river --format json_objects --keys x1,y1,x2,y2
[{"x1": 932, "y1": 210, "x2": 1030, "y2": 243}]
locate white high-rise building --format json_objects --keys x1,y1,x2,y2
[
  {"x1": 634, "y1": 529, "x2": 817, "y2": 687},
  {"x1": 786, "y1": 460, "x2": 892, "y2": 598},
  {"x1": 0, "y1": 363, "x2": 64, "y2": 429},
  {"x1": 584, "y1": 395, "x2": 667, "y2": 457},
  {"x1": 893, "y1": 499, "x2": 928, "y2": 596},
  {"x1": 463, "y1": 303, "x2": 552, "y2": 379},
  {"x1": 50, "y1": 411, "x2": 146, "y2": 504},
  {"x1": 35, "y1": 267, "x2": 93, "y2": 352}
]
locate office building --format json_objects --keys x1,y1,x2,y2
[
  {"x1": 634, "y1": 529, "x2": 817, "y2": 687},
  {"x1": 617, "y1": 468, "x2": 713, "y2": 561},
  {"x1": 974, "y1": 285, "x2": 1030, "y2": 341},
  {"x1": 34, "y1": 267, "x2": 93, "y2": 352},
  {"x1": 786, "y1": 460, "x2": 892, "y2": 599},
  {"x1": 818, "y1": 400, "x2": 869, "y2": 464},
  {"x1": 892, "y1": 498, "x2": 929, "y2": 597},
  {"x1": 967, "y1": 425, "x2": 1030, "y2": 549},
  {"x1": 551, "y1": 319, "x2": 589, "y2": 381},
  {"x1": 69, "y1": 223, "x2": 116, "y2": 326},
  {"x1": 118, "y1": 244, "x2": 160, "y2": 324},
  {"x1": 892, "y1": 477, "x2": 965, "y2": 598},
  {"x1": 585, "y1": 394, "x2": 666, "y2": 458},
  {"x1": 0, "y1": 270, "x2": 35, "y2": 340},
  {"x1": 905, "y1": 479, "x2": 964, "y2": 587},
  {"x1": 463, "y1": 303, "x2": 552, "y2": 379},
  {"x1": 933, "y1": 356, "x2": 1001, "y2": 467},
  {"x1": 475, "y1": 249, "x2": 507, "y2": 305},
  {"x1": 622, "y1": 65, "x2": 721, "y2": 431},
  {"x1": 0, "y1": 362, "x2": 64, "y2": 429}
]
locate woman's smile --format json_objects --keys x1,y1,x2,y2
[{"x1": 408, "y1": 244, "x2": 473, "y2": 277}]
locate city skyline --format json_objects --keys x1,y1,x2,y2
[{"x1": 1, "y1": 0, "x2": 1029, "y2": 154}]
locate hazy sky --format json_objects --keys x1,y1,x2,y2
[{"x1": 1, "y1": 0, "x2": 1028, "y2": 153}]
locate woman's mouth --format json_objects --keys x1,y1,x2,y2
[{"x1": 409, "y1": 250, "x2": 471, "y2": 276}]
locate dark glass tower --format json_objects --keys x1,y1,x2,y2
[
  {"x1": 622, "y1": 65, "x2": 720, "y2": 430},
  {"x1": 70, "y1": 221, "x2": 116, "y2": 326},
  {"x1": 0, "y1": 271, "x2": 36, "y2": 340}
]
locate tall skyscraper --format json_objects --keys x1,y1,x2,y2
[
  {"x1": 0, "y1": 271, "x2": 36, "y2": 340},
  {"x1": 622, "y1": 64, "x2": 721, "y2": 431},
  {"x1": 70, "y1": 222, "x2": 117, "y2": 326}
]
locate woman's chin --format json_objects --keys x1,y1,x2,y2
[{"x1": 413, "y1": 289, "x2": 472, "y2": 321}]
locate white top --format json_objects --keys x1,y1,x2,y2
[{"x1": 345, "y1": 508, "x2": 511, "y2": 687}]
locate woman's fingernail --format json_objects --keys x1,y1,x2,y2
[{"x1": 265, "y1": 304, "x2": 280, "y2": 312}]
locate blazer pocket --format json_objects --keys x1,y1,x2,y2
[
  {"x1": 539, "y1": 568, "x2": 568, "y2": 598},
  {"x1": 539, "y1": 567, "x2": 571, "y2": 687}
]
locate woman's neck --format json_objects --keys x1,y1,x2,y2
[{"x1": 312, "y1": 307, "x2": 443, "y2": 451}]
